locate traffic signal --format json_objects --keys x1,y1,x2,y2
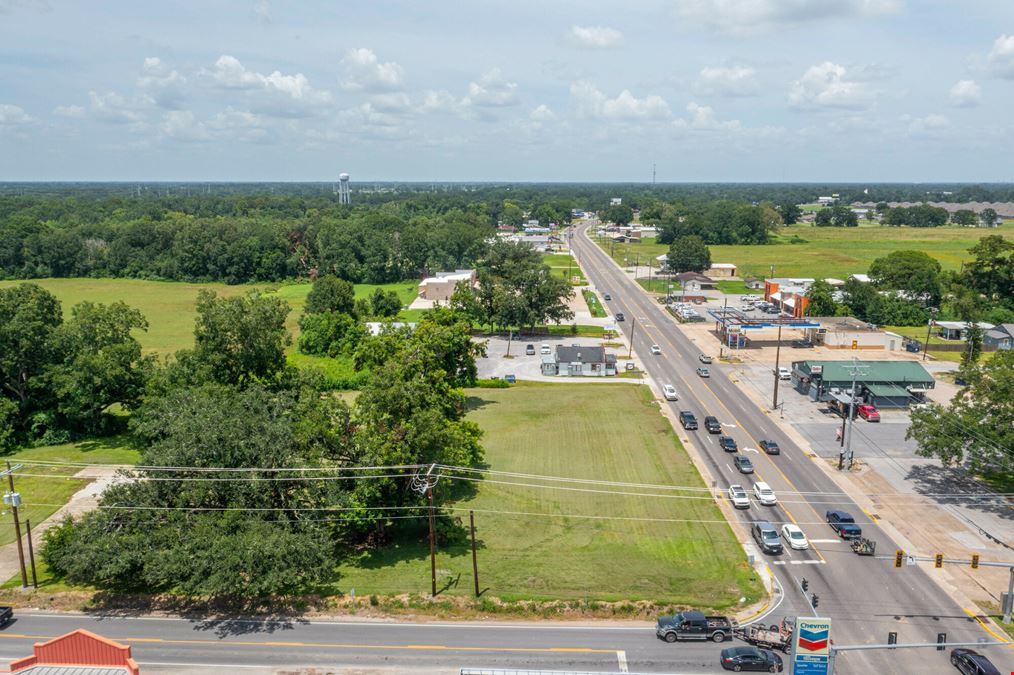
[
  {"x1": 801, "y1": 578, "x2": 809, "y2": 592},
  {"x1": 936, "y1": 633, "x2": 946, "y2": 651},
  {"x1": 935, "y1": 553, "x2": 944, "y2": 569},
  {"x1": 971, "y1": 554, "x2": 980, "y2": 569},
  {"x1": 888, "y1": 632, "x2": 897, "y2": 649},
  {"x1": 894, "y1": 549, "x2": 904, "y2": 568},
  {"x1": 811, "y1": 594, "x2": 819, "y2": 609}
]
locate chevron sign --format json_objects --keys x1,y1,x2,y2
[{"x1": 795, "y1": 617, "x2": 832, "y2": 656}]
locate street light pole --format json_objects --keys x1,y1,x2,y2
[
  {"x1": 923, "y1": 308, "x2": 937, "y2": 362},
  {"x1": 772, "y1": 322, "x2": 783, "y2": 410}
]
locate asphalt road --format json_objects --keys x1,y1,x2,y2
[
  {"x1": 570, "y1": 222, "x2": 1009, "y2": 674},
  {"x1": 0, "y1": 611, "x2": 731, "y2": 674}
]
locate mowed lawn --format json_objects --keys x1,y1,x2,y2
[
  {"x1": 596, "y1": 224, "x2": 1014, "y2": 280},
  {"x1": 0, "y1": 437, "x2": 140, "y2": 547},
  {"x1": 0, "y1": 278, "x2": 420, "y2": 356},
  {"x1": 335, "y1": 383, "x2": 761, "y2": 607}
]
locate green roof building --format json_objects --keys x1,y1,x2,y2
[{"x1": 790, "y1": 360, "x2": 935, "y2": 408}]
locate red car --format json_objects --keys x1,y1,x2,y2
[{"x1": 858, "y1": 405, "x2": 880, "y2": 422}]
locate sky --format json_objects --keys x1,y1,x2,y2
[{"x1": 2, "y1": 0, "x2": 1014, "y2": 182}]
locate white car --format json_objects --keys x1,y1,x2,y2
[
  {"x1": 650, "y1": 344, "x2": 662, "y2": 355},
  {"x1": 777, "y1": 366, "x2": 791, "y2": 380},
  {"x1": 697, "y1": 367, "x2": 710, "y2": 378},
  {"x1": 781, "y1": 523, "x2": 809, "y2": 550},
  {"x1": 753, "y1": 481, "x2": 777, "y2": 505},
  {"x1": 699, "y1": 354, "x2": 713, "y2": 364},
  {"x1": 662, "y1": 384, "x2": 679, "y2": 401},
  {"x1": 728, "y1": 485, "x2": 751, "y2": 509},
  {"x1": 540, "y1": 344, "x2": 551, "y2": 355}
]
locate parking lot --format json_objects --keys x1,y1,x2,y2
[{"x1": 474, "y1": 333, "x2": 645, "y2": 382}]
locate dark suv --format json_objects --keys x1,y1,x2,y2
[
  {"x1": 733, "y1": 455, "x2": 754, "y2": 474},
  {"x1": 679, "y1": 411, "x2": 698, "y2": 430},
  {"x1": 751, "y1": 521, "x2": 783, "y2": 554},
  {"x1": 759, "y1": 439, "x2": 780, "y2": 455},
  {"x1": 704, "y1": 416, "x2": 722, "y2": 434},
  {"x1": 826, "y1": 510, "x2": 862, "y2": 539},
  {"x1": 951, "y1": 648, "x2": 1001, "y2": 675},
  {"x1": 719, "y1": 436, "x2": 738, "y2": 452}
]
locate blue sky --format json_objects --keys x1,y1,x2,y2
[{"x1": 2, "y1": 0, "x2": 1014, "y2": 182}]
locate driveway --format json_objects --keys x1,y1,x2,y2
[{"x1": 475, "y1": 334, "x2": 644, "y2": 383}]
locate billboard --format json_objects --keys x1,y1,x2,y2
[{"x1": 791, "y1": 617, "x2": 832, "y2": 675}]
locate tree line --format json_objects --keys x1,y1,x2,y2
[{"x1": 33, "y1": 283, "x2": 488, "y2": 596}]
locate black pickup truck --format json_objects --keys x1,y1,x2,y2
[
  {"x1": 0, "y1": 606, "x2": 12, "y2": 628},
  {"x1": 656, "y1": 610, "x2": 735, "y2": 643}
]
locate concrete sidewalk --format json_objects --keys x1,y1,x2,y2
[{"x1": 0, "y1": 465, "x2": 126, "y2": 587}]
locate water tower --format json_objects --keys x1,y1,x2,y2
[{"x1": 338, "y1": 172, "x2": 351, "y2": 205}]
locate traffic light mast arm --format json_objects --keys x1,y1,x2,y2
[{"x1": 879, "y1": 554, "x2": 1012, "y2": 569}]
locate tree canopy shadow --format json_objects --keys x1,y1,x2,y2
[{"x1": 905, "y1": 463, "x2": 1013, "y2": 521}]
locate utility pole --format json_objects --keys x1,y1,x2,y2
[
  {"x1": 25, "y1": 519, "x2": 37, "y2": 589},
  {"x1": 2, "y1": 463, "x2": 27, "y2": 588},
  {"x1": 469, "y1": 510, "x2": 479, "y2": 597},
  {"x1": 411, "y1": 465, "x2": 440, "y2": 597},
  {"x1": 772, "y1": 322, "x2": 784, "y2": 410},
  {"x1": 923, "y1": 308, "x2": 937, "y2": 362},
  {"x1": 628, "y1": 316, "x2": 637, "y2": 358},
  {"x1": 843, "y1": 359, "x2": 868, "y2": 470}
]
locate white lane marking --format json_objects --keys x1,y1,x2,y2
[
  {"x1": 723, "y1": 423, "x2": 738, "y2": 428},
  {"x1": 809, "y1": 539, "x2": 842, "y2": 544},
  {"x1": 801, "y1": 560, "x2": 825, "y2": 564},
  {"x1": 773, "y1": 561, "x2": 787, "y2": 565},
  {"x1": 789, "y1": 560, "x2": 805, "y2": 565},
  {"x1": 743, "y1": 447, "x2": 758, "y2": 453},
  {"x1": 617, "y1": 650, "x2": 629, "y2": 672},
  {"x1": 726, "y1": 464, "x2": 733, "y2": 473}
]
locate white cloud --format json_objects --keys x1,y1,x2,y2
[
  {"x1": 205, "y1": 55, "x2": 332, "y2": 116},
  {"x1": 53, "y1": 104, "x2": 85, "y2": 118},
  {"x1": 567, "y1": 25, "x2": 624, "y2": 49},
  {"x1": 87, "y1": 90, "x2": 149, "y2": 124},
  {"x1": 987, "y1": 34, "x2": 1014, "y2": 78},
  {"x1": 340, "y1": 48, "x2": 404, "y2": 92},
  {"x1": 368, "y1": 92, "x2": 413, "y2": 114},
  {"x1": 788, "y1": 62, "x2": 871, "y2": 109},
  {"x1": 420, "y1": 90, "x2": 461, "y2": 114},
  {"x1": 530, "y1": 104, "x2": 555, "y2": 122},
  {"x1": 137, "y1": 56, "x2": 187, "y2": 110},
  {"x1": 696, "y1": 65, "x2": 759, "y2": 96},
  {"x1": 676, "y1": 0, "x2": 903, "y2": 34},
  {"x1": 159, "y1": 110, "x2": 211, "y2": 142},
  {"x1": 948, "y1": 80, "x2": 980, "y2": 107},
  {"x1": 673, "y1": 102, "x2": 742, "y2": 131},
  {"x1": 570, "y1": 81, "x2": 671, "y2": 120},
  {"x1": 906, "y1": 113, "x2": 949, "y2": 136},
  {"x1": 253, "y1": 0, "x2": 270, "y2": 23},
  {"x1": 0, "y1": 103, "x2": 33, "y2": 126},
  {"x1": 463, "y1": 68, "x2": 519, "y2": 107}
]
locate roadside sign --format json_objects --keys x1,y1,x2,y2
[
  {"x1": 907, "y1": 555, "x2": 916, "y2": 566},
  {"x1": 792, "y1": 617, "x2": 832, "y2": 675}
]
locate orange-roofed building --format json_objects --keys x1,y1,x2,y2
[{"x1": 9, "y1": 629, "x2": 140, "y2": 675}]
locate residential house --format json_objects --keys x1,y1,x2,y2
[
  {"x1": 706, "y1": 263, "x2": 737, "y2": 278},
  {"x1": 984, "y1": 324, "x2": 1014, "y2": 350},
  {"x1": 674, "y1": 272, "x2": 716, "y2": 292},
  {"x1": 743, "y1": 277, "x2": 764, "y2": 290},
  {"x1": 541, "y1": 345, "x2": 617, "y2": 377},
  {"x1": 935, "y1": 320, "x2": 995, "y2": 341}
]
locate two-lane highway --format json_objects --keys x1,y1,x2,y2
[{"x1": 571, "y1": 222, "x2": 1004, "y2": 674}]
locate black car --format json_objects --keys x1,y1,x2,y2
[
  {"x1": 604, "y1": 293, "x2": 612, "y2": 301},
  {"x1": 704, "y1": 416, "x2": 722, "y2": 434},
  {"x1": 720, "y1": 646, "x2": 783, "y2": 672},
  {"x1": 826, "y1": 510, "x2": 863, "y2": 539},
  {"x1": 615, "y1": 312, "x2": 625, "y2": 321},
  {"x1": 719, "y1": 436, "x2": 738, "y2": 452},
  {"x1": 734, "y1": 455, "x2": 754, "y2": 474},
  {"x1": 951, "y1": 648, "x2": 1001, "y2": 675},
  {"x1": 759, "y1": 440, "x2": 780, "y2": 455},
  {"x1": 791, "y1": 339, "x2": 814, "y2": 348},
  {"x1": 679, "y1": 411, "x2": 698, "y2": 430}
]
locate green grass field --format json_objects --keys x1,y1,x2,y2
[
  {"x1": 335, "y1": 383, "x2": 761, "y2": 606},
  {"x1": 594, "y1": 224, "x2": 1014, "y2": 280},
  {"x1": 0, "y1": 437, "x2": 140, "y2": 547},
  {"x1": 582, "y1": 289, "x2": 606, "y2": 317},
  {"x1": 0, "y1": 278, "x2": 421, "y2": 356}
]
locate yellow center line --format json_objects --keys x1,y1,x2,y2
[
  {"x1": 580, "y1": 231, "x2": 825, "y2": 559},
  {"x1": 0, "y1": 632, "x2": 616, "y2": 654}
]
